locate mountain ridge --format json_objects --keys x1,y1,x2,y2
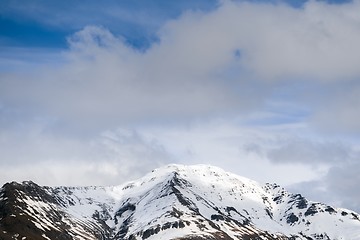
[{"x1": 1, "y1": 164, "x2": 359, "y2": 240}]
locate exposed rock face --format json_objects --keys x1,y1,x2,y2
[
  {"x1": 1, "y1": 164, "x2": 360, "y2": 240},
  {"x1": 0, "y1": 181, "x2": 106, "y2": 240}
]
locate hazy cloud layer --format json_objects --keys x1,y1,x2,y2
[
  {"x1": 0, "y1": 126, "x2": 172, "y2": 186},
  {"x1": 325, "y1": 162, "x2": 360, "y2": 212},
  {"x1": 289, "y1": 161, "x2": 360, "y2": 213},
  {"x1": 267, "y1": 138, "x2": 354, "y2": 165}
]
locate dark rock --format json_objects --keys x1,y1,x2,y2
[
  {"x1": 305, "y1": 204, "x2": 318, "y2": 217},
  {"x1": 142, "y1": 228, "x2": 154, "y2": 239},
  {"x1": 288, "y1": 194, "x2": 307, "y2": 209},
  {"x1": 115, "y1": 202, "x2": 136, "y2": 218},
  {"x1": 162, "y1": 222, "x2": 172, "y2": 230},
  {"x1": 172, "y1": 221, "x2": 179, "y2": 228},
  {"x1": 179, "y1": 221, "x2": 186, "y2": 228},
  {"x1": 211, "y1": 214, "x2": 225, "y2": 221},
  {"x1": 324, "y1": 206, "x2": 336, "y2": 214},
  {"x1": 287, "y1": 213, "x2": 299, "y2": 224}
]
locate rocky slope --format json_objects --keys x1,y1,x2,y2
[{"x1": 1, "y1": 164, "x2": 360, "y2": 240}]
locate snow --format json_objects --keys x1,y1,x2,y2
[
  {"x1": 41, "y1": 234, "x2": 51, "y2": 240},
  {"x1": 10, "y1": 164, "x2": 360, "y2": 239},
  {"x1": 99, "y1": 164, "x2": 360, "y2": 239},
  {"x1": 20, "y1": 195, "x2": 60, "y2": 231}
]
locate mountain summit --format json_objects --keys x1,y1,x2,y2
[{"x1": 1, "y1": 164, "x2": 359, "y2": 240}]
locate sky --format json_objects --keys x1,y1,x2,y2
[{"x1": 1, "y1": 0, "x2": 360, "y2": 212}]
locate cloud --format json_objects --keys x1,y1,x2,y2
[
  {"x1": 154, "y1": 0, "x2": 360, "y2": 80},
  {"x1": 0, "y1": 126, "x2": 173, "y2": 186},
  {"x1": 266, "y1": 138, "x2": 353, "y2": 165},
  {"x1": 324, "y1": 162, "x2": 360, "y2": 212},
  {"x1": 239, "y1": 127, "x2": 360, "y2": 213},
  {"x1": 2, "y1": 0, "x2": 360, "y2": 133},
  {"x1": 140, "y1": 120, "x2": 325, "y2": 186},
  {"x1": 289, "y1": 160, "x2": 360, "y2": 213},
  {"x1": 0, "y1": 0, "x2": 218, "y2": 49},
  {"x1": 310, "y1": 83, "x2": 360, "y2": 133},
  {"x1": 1, "y1": 0, "x2": 360, "y2": 213},
  {"x1": 0, "y1": 24, "x2": 265, "y2": 131}
]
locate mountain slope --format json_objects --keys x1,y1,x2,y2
[{"x1": 1, "y1": 164, "x2": 359, "y2": 240}]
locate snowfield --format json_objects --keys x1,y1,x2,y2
[{"x1": 1, "y1": 164, "x2": 360, "y2": 240}]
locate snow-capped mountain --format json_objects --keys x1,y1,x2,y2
[{"x1": 1, "y1": 164, "x2": 359, "y2": 240}]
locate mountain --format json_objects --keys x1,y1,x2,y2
[{"x1": 1, "y1": 164, "x2": 360, "y2": 240}]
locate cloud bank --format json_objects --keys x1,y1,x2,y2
[
  {"x1": 2, "y1": 1, "x2": 360, "y2": 131},
  {"x1": 1, "y1": 0, "x2": 360, "y2": 212}
]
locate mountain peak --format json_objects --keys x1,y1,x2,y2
[{"x1": 1, "y1": 164, "x2": 360, "y2": 240}]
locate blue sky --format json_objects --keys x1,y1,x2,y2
[
  {"x1": 1, "y1": 0, "x2": 360, "y2": 213},
  {"x1": 0, "y1": 0, "x2": 350, "y2": 49},
  {"x1": 0, "y1": 0, "x2": 219, "y2": 49}
]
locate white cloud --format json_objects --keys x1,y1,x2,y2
[
  {"x1": 325, "y1": 162, "x2": 360, "y2": 212},
  {"x1": 2, "y1": 1, "x2": 360, "y2": 132},
  {"x1": 1, "y1": 0, "x2": 360, "y2": 213},
  {"x1": 289, "y1": 160, "x2": 360, "y2": 213},
  {"x1": 311, "y1": 84, "x2": 360, "y2": 133},
  {"x1": 266, "y1": 138, "x2": 353, "y2": 165},
  {"x1": 0, "y1": 24, "x2": 264, "y2": 131},
  {"x1": 152, "y1": 0, "x2": 360, "y2": 81},
  {"x1": 138, "y1": 120, "x2": 324, "y2": 186},
  {"x1": 0, "y1": 126, "x2": 173, "y2": 186}
]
